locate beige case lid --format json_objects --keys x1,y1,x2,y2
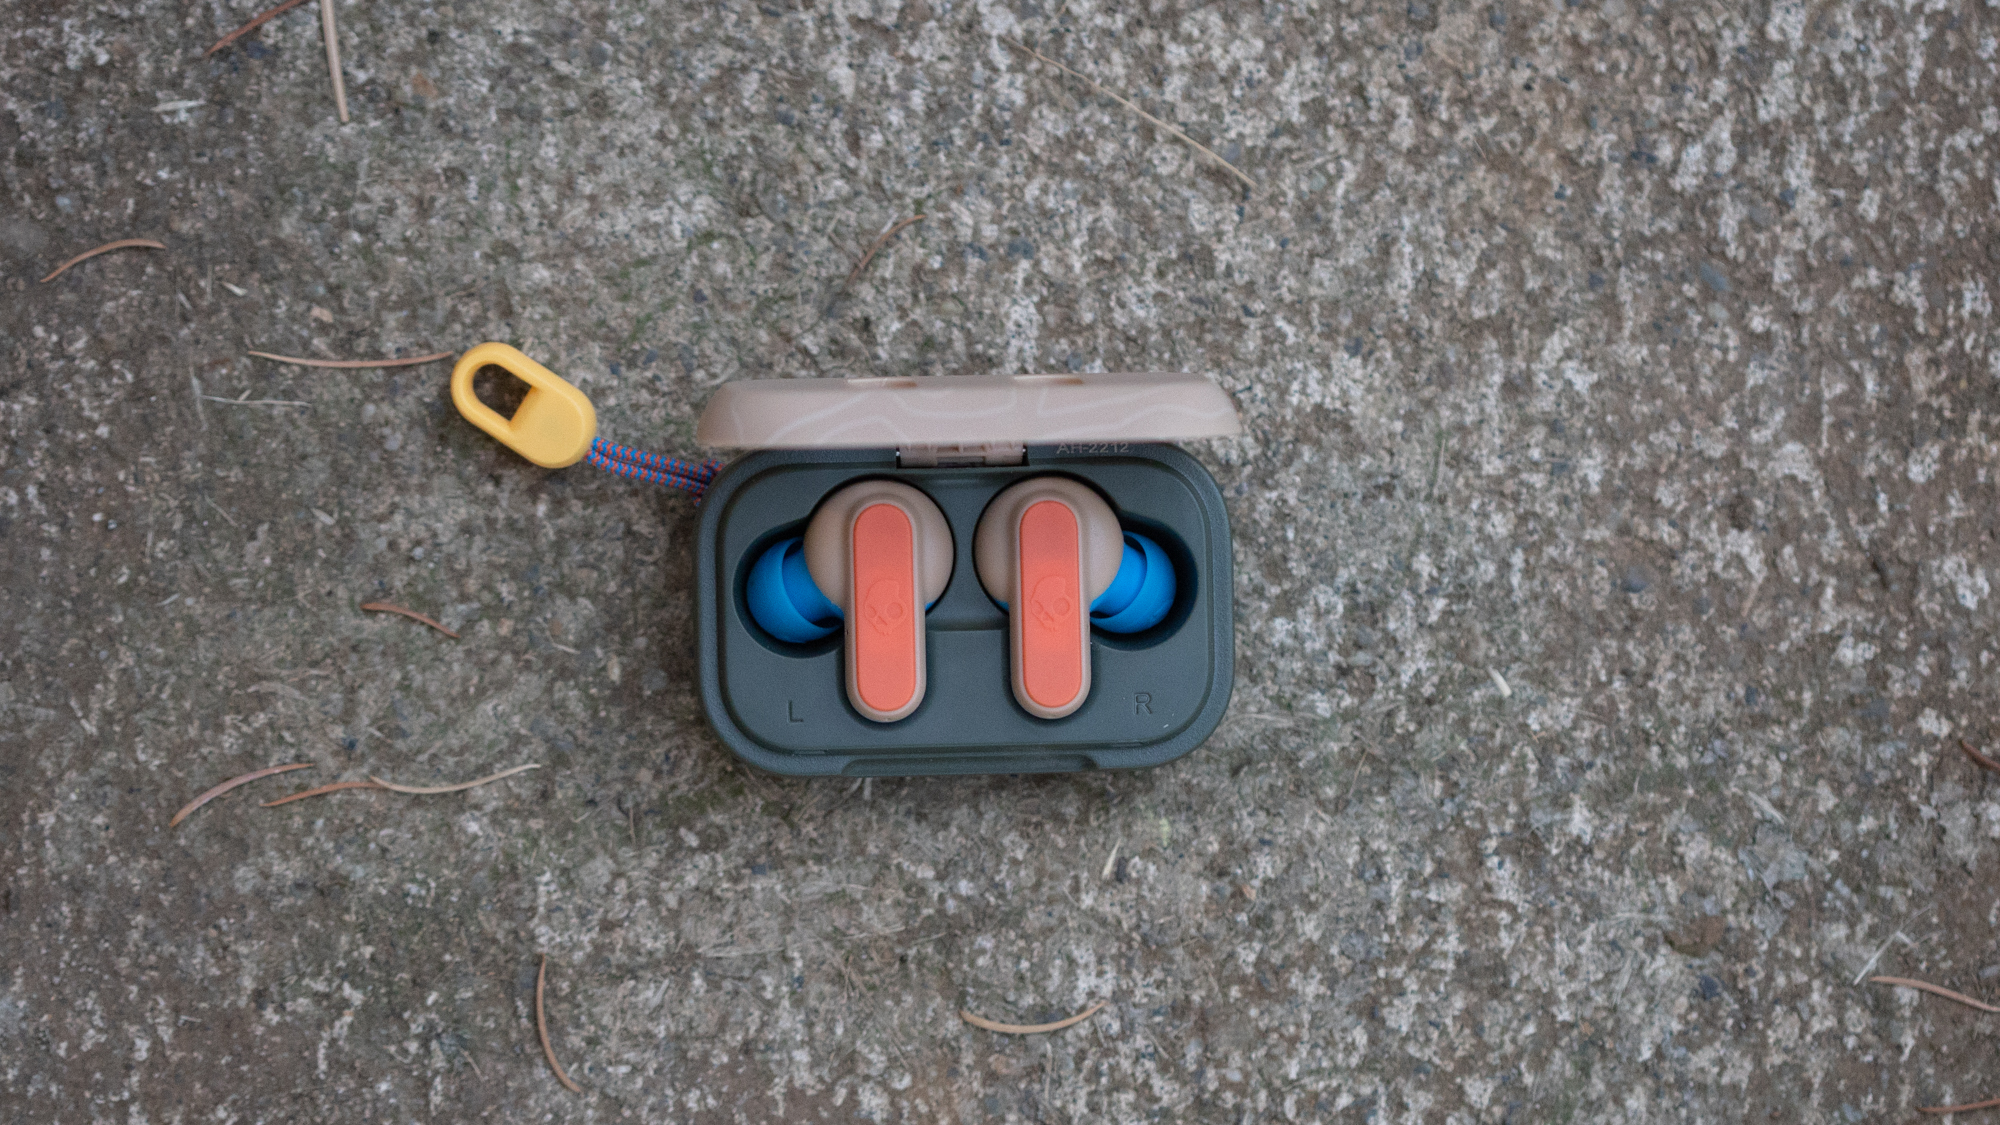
[{"x1": 695, "y1": 372, "x2": 1241, "y2": 449}]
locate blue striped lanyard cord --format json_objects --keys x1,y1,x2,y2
[{"x1": 586, "y1": 437, "x2": 724, "y2": 499}]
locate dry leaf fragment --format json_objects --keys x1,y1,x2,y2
[
  {"x1": 40, "y1": 239, "x2": 167, "y2": 284},
  {"x1": 369, "y1": 764, "x2": 540, "y2": 795},
  {"x1": 536, "y1": 955, "x2": 584, "y2": 1093},
  {"x1": 171, "y1": 763, "x2": 313, "y2": 826},
  {"x1": 262, "y1": 779, "x2": 389, "y2": 807},
  {"x1": 1869, "y1": 976, "x2": 2000, "y2": 1014},
  {"x1": 960, "y1": 1001, "x2": 1105, "y2": 1035},
  {"x1": 359, "y1": 602, "x2": 460, "y2": 638}
]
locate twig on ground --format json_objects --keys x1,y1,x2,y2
[
  {"x1": 536, "y1": 955, "x2": 584, "y2": 1093},
  {"x1": 1002, "y1": 38, "x2": 1255, "y2": 191},
  {"x1": 960, "y1": 1001, "x2": 1105, "y2": 1035},
  {"x1": 369, "y1": 764, "x2": 540, "y2": 795},
  {"x1": 320, "y1": 0, "x2": 349, "y2": 122},
  {"x1": 359, "y1": 602, "x2": 460, "y2": 638},
  {"x1": 1869, "y1": 976, "x2": 2000, "y2": 1014},
  {"x1": 1921, "y1": 1095, "x2": 2000, "y2": 1115},
  {"x1": 262, "y1": 779, "x2": 389, "y2": 807},
  {"x1": 171, "y1": 763, "x2": 313, "y2": 826},
  {"x1": 842, "y1": 215, "x2": 926, "y2": 288},
  {"x1": 204, "y1": 0, "x2": 310, "y2": 55},
  {"x1": 1960, "y1": 739, "x2": 2000, "y2": 777},
  {"x1": 40, "y1": 239, "x2": 166, "y2": 283},
  {"x1": 248, "y1": 350, "x2": 454, "y2": 368}
]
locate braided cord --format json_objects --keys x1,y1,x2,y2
[
  {"x1": 591, "y1": 438, "x2": 719, "y2": 483},
  {"x1": 584, "y1": 437, "x2": 724, "y2": 500},
  {"x1": 586, "y1": 451, "x2": 711, "y2": 493}
]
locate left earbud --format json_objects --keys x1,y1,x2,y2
[{"x1": 745, "y1": 481, "x2": 952, "y2": 722}]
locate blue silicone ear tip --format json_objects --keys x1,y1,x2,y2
[
  {"x1": 781, "y1": 541, "x2": 841, "y2": 622},
  {"x1": 1092, "y1": 541, "x2": 1146, "y2": 616},
  {"x1": 1091, "y1": 532, "x2": 1174, "y2": 633},
  {"x1": 746, "y1": 538, "x2": 839, "y2": 643}
]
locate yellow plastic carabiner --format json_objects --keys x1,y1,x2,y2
[{"x1": 450, "y1": 343, "x2": 597, "y2": 468}]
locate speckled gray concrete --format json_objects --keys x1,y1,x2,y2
[{"x1": 4, "y1": 0, "x2": 2000, "y2": 1121}]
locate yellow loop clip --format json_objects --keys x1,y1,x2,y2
[{"x1": 450, "y1": 343, "x2": 597, "y2": 468}]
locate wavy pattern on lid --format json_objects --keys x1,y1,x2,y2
[{"x1": 695, "y1": 371, "x2": 1241, "y2": 448}]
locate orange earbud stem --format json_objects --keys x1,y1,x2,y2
[
  {"x1": 974, "y1": 478, "x2": 1124, "y2": 719},
  {"x1": 1016, "y1": 500, "x2": 1087, "y2": 711},
  {"x1": 803, "y1": 481, "x2": 953, "y2": 723},
  {"x1": 849, "y1": 503, "x2": 921, "y2": 716}
]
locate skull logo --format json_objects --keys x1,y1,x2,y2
[
  {"x1": 860, "y1": 578, "x2": 907, "y2": 635},
  {"x1": 1029, "y1": 575, "x2": 1073, "y2": 631}
]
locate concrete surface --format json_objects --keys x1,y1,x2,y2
[{"x1": 4, "y1": 0, "x2": 2000, "y2": 1120}]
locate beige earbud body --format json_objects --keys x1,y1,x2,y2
[
  {"x1": 973, "y1": 477, "x2": 1124, "y2": 719},
  {"x1": 803, "y1": 480, "x2": 953, "y2": 722}
]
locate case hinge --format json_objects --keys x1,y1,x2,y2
[{"x1": 897, "y1": 442, "x2": 1027, "y2": 468}]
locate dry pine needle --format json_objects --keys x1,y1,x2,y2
[
  {"x1": 1003, "y1": 39, "x2": 1255, "y2": 191},
  {"x1": 960, "y1": 1001, "x2": 1105, "y2": 1035},
  {"x1": 537, "y1": 955, "x2": 584, "y2": 1093},
  {"x1": 171, "y1": 763, "x2": 313, "y2": 826},
  {"x1": 41, "y1": 239, "x2": 167, "y2": 283},
  {"x1": 1959, "y1": 739, "x2": 2000, "y2": 777},
  {"x1": 262, "y1": 779, "x2": 389, "y2": 807},
  {"x1": 320, "y1": 0, "x2": 349, "y2": 123},
  {"x1": 369, "y1": 763, "x2": 540, "y2": 795},
  {"x1": 1869, "y1": 975, "x2": 2000, "y2": 1014},
  {"x1": 1921, "y1": 1095, "x2": 2000, "y2": 1115},
  {"x1": 265, "y1": 766, "x2": 537, "y2": 805},
  {"x1": 249, "y1": 350, "x2": 454, "y2": 369},
  {"x1": 205, "y1": 0, "x2": 310, "y2": 56},
  {"x1": 359, "y1": 601, "x2": 460, "y2": 638},
  {"x1": 843, "y1": 215, "x2": 926, "y2": 288}
]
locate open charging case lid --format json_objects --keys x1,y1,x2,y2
[
  {"x1": 691, "y1": 371, "x2": 1241, "y2": 777},
  {"x1": 694, "y1": 371, "x2": 1243, "y2": 454}
]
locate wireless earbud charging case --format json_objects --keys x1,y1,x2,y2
[{"x1": 692, "y1": 374, "x2": 1239, "y2": 777}]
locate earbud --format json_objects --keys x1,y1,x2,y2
[
  {"x1": 745, "y1": 481, "x2": 952, "y2": 722},
  {"x1": 974, "y1": 477, "x2": 1175, "y2": 719}
]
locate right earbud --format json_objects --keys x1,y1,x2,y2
[{"x1": 974, "y1": 477, "x2": 1176, "y2": 719}]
